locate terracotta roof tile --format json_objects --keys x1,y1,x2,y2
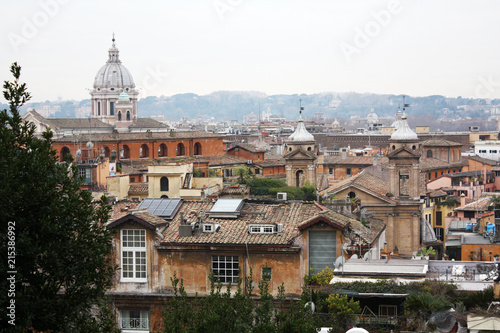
[
  {"x1": 129, "y1": 183, "x2": 149, "y2": 194},
  {"x1": 420, "y1": 139, "x2": 463, "y2": 147},
  {"x1": 319, "y1": 166, "x2": 394, "y2": 202},
  {"x1": 229, "y1": 143, "x2": 266, "y2": 153},
  {"x1": 468, "y1": 155, "x2": 498, "y2": 166},
  {"x1": 455, "y1": 197, "x2": 492, "y2": 211},
  {"x1": 420, "y1": 157, "x2": 466, "y2": 171},
  {"x1": 46, "y1": 117, "x2": 112, "y2": 129}
]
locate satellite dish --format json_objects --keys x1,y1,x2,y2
[
  {"x1": 363, "y1": 250, "x2": 372, "y2": 261},
  {"x1": 334, "y1": 256, "x2": 345, "y2": 270},
  {"x1": 346, "y1": 328, "x2": 369, "y2": 333},
  {"x1": 305, "y1": 301, "x2": 315, "y2": 314},
  {"x1": 351, "y1": 254, "x2": 359, "y2": 259},
  {"x1": 427, "y1": 311, "x2": 456, "y2": 332}
]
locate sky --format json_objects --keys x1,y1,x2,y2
[{"x1": 1, "y1": 0, "x2": 500, "y2": 103}]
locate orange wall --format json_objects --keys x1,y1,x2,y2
[
  {"x1": 262, "y1": 165, "x2": 286, "y2": 176},
  {"x1": 461, "y1": 244, "x2": 500, "y2": 261},
  {"x1": 53, "y1": 137, "x2": 224, "y2": 161},
  {"x1": 227, "y1": 148, "x2": 264, "y2": 161}
]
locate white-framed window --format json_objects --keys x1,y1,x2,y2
[
  {"x1": 119, "y1": 310, "x2": 149, "y2": 332},
  {"x1": 121, "y1": 229, "x2": 147, "y2": 282},
  {"x1": 249, "y1": 225, "x2": 275, "y2": 234},
  {"x1": 212, "y1": 255, "x2": 239, "y2": 283}
]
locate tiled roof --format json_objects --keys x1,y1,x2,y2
[
  {"x1": 493, "y1": 166, "x2": 500, "y2": 171},
  {"x1": 53, "y1": 130, "x2": 222, "y2": 142},
  {"x1": 229, "y1": 143, "x2": 266, "y2": 153},
  {"x1": 420, "y1": 157, "x2": 466, "y2": 171},
  {"x1": 468, "y1": 155, "x2": 498, "y2": 166},
  {"x1": 158, "y1": 200, "x2": 381, "y2": 247},
  {"x1": 192, "y1": 155, "x2": 248, "y2": 166},
  {"x1": 221, "y1": 185, "x2": 250, "y2": 195},
  {"x1": 420, "y1": 139, "x2": 463, "y2": 147},
  {"x1": 109, "y1": 200, "x2": 141, "y2": 221},
  {"x1": 428, "y1": 189, "x2": 448, "y2": 198},
  {"x1": 129, "y1": 183, "x2": 149, "y2": 194},
  {"x1": 107, "y1": 210, "x2": 168, "y2": 229},
  {"x1": 163, "y1": 200, "x2": 322, "y2": 245},
  {"x1": 322, "y1": 156, "x2": 370, "y2": 165},
  {"x1": 455, "y1": 197, "x2": 492, "y2": 211},
  {"x1": 319, "y1": 166, "x2": 394, "y2": 202},
  {"x1": 254, "y1": 158, "x2": 285, "y2": 167},
  {"x1": 46, "y1": 118, "x2": 112, "y2": 129},
  {"x1": 129, "y1": 118, "x2": 168, "y2": 128}
]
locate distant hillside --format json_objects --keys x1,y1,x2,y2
[
  {"x1": 137, "y1": 91, "x2": 499, "y2": 122},
  {"x1": 18, "y1": 91, "x2": 500, "y2": 132}
]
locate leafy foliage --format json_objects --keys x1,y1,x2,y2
[
  {"x1": 0, "y1": 63, "x2": 117, "y2": 332},
  {"x1": 233, "y1": 165, "x2": 253, "y2": 184},
  {"x1": 304, "y1": 267, "x2": 335, "y2": 286}
]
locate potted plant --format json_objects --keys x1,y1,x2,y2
[{"x1": 418, "y1": 246, "x2": 436, "y2": 260}]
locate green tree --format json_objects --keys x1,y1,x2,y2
[
  {"x1": 234, "y1": 165, "x2": 253, "y2": 184},
  {"x1": 404, "y1": 292, "x2": 452, "y2": 331},
  {"x1": 0, "y1": 63, "x2": 117, "y2": 332}
]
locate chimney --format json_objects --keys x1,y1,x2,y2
[
  {"x1": 178, "y1": 211, "x2": 192, "y2": 237},
  {"x1": 460, "y1": 193, "x2": 466, "y2": 207}
]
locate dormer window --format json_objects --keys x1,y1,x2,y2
[{"x1": 249, "y1": 225, "x2": 275, "y2": 234}]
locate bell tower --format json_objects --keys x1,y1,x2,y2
[{"x1": 283, "y1": 103, "x2": 318, "y2": 187}]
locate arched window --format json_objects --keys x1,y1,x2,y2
[
  {"x1": 348, "y1": 191, "x2": 356, "y2": 199},
  {"x1": 427, "y1": 150, "x2": 433, "y2": 158},
  {"x1": 60, "y1": 146, "x2": 70, "y2": 162},
  {"x1": 97, "y1": 101, "x2": 101, "y2": 116},
  {"x1": 140, "y1": 144, "x2": 149, "y2": 158},
  {"x1": 176, "y1": 143, "x2": 185, "y2": 156},
  {"x1": 307, "y1": 147, "x2": 312, "y2": 151},
  {"x1": 120, "y1": 145, "x2": 130, "y2": 159},
  {"x1": 194, "y1": 142, "x2": 202, "y2": 155},
  {"x1": 392, "y1": 145, "x2": 396, "y2": 150},
  {"x1": 158, "y1": 143, "x2": 167, "y2": 157},
  {"x1": 126, "y1": 110, "x2": 131, "y2": 121},
  {"x1": 160, "y1": 177, "x2": 169, "y2": 191},
  {"x1": 295, "y1": 170, "x2": 304, "y2": 187},
  {"x1": 117, "y1": 111, "x2": 122, "y2": 121},
  {"x1": 102, "y1": 146, "x2": 110, "y2": 158}
]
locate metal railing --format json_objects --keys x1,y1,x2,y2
[{"x1": 120, "y1": 318, "x2": 149, "y2": 329}]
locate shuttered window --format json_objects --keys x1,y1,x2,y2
[{"x1": 309, "y1": 230, "x2": 336, "y2": 274}]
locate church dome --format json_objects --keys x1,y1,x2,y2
[
  {"x1": 332, "y1": 118, "x2": 340, "y2": 126},
  {"x1": 366, "y1": 108, "x2": 378, "y2": 124},
  {"x1": 391, "y1": 113, "x2": 417, "y2": 140},
  {"x1": 288, "y1": 116, "x2": 314, "y2": 141},
  {"x1": 93, "y1": 39, "x2": 135, "y2": 89}
]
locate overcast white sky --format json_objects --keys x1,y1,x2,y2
[{"x1": 1, "y1": 0, "x2": 500, "y2": 103}]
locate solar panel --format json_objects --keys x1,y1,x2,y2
[{"x1": 138, "y1": 198, "x2": 182, "y2": 219}]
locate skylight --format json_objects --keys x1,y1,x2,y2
[{"x1": 207, "y1": 199, "x2": 245, "y2": 218}]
